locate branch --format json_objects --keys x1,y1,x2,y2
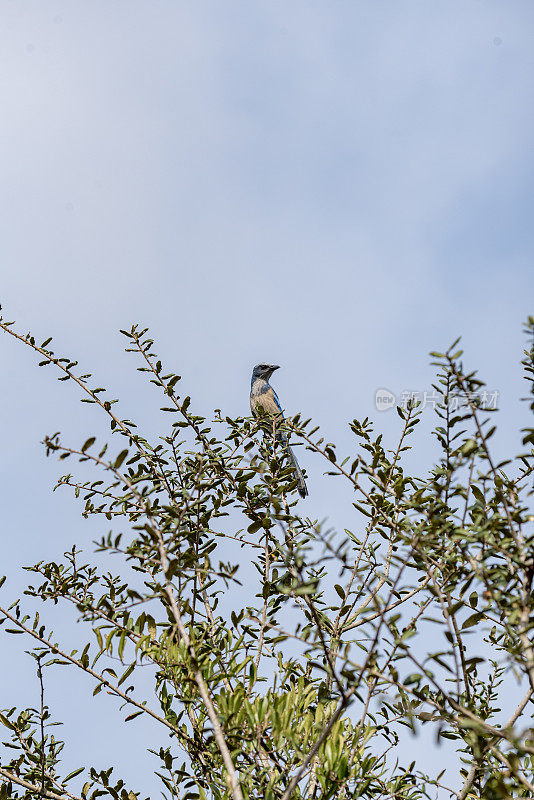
[
  {"x1": 0, "y1": 605, "x2": 185, "y2": 741},
  {"x1": 490, "y1": 745, "x2": 534, "y2": 794},
  {"x1": 154, "y1": 532, "x2": 244, "y2": 800},
  {"x1": 40, "y1": 438, "x2": 243, "y2": 797},
  {"x1": 0, "y1": 766, "x2": 81, "y2": 800},
  {"x1": 456, "y1": 687, "x2": 534, "y2": 799},
  {"x1": 37, "y1": 654, "x2": 46, "y2": 798}
]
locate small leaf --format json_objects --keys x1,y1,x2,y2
[
  {"x1": 125, "y1": 710, "x2": 144, "y2": 722},
  {"x1": 471, "y1": 486, "x2": 485, "y2": 505},
  {"x1": 462, "y1": 612, "x2": 485, "y2": 630},
  {"x1": 114, "y1": 450, "x2": 128, "y2": 469},
  {"x1": 64, "y1": 767, "x2": 85, "y2": 782}
]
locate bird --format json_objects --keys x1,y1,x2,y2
[{"x1": 250, "y1": 363, "x2": 308, "y2": 498}]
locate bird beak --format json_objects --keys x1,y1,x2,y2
[{"x1": 271, "y1": 365, "x2": 280, "y2": 371}]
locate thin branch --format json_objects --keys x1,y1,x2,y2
[
  {"x1": 0, "y1": 766, "x2": 80, "y2": 800},
  {"x1": 0, "y1": 605, "x2": 186, "y2": 742},
  {"x1": 253, "y1": 532, "x2": 272, "y2": 679},
  {"x1": 154, "y1": 532, "x2": 244, "y2": 800},
  {"x1": 456, "y1": 687, "x2": 534, "y2": 799},
  {"x1": 37, "y1": 654, "x2": 46, "y2": 798},
  {"x1": 490, "y1": 745, "x2": 534, "y2": 793},
  {"x1": 280, "y1": 687, "x2": 356, "y2": 800}
]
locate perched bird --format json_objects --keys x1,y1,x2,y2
[{"x1": 250, "y1": 363, "x2": 308, "y2": 498}]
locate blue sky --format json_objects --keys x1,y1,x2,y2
[{"x1": 1, "y1": 2, "x2": 534, "y2": 796}]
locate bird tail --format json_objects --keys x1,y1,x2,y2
[{"x1": 285, "y1": 442, "x2": 308, "y2": 499}]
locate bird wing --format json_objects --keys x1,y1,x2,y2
[{"x1": 270, "y1": 388, "x2": 284, "y2": 415}]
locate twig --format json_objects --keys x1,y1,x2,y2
[
  {"x1": 154, "y1": 531, "x2": 244, "y2": 800},
  {"x1": 0, "y1": 766, "x2": 79, "y2": 800},
  {"x1": 0, "y1": 605, "x2": 185, "y2": 741}
]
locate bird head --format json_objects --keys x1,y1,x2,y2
[{"x1": 252, "y1": 363, "x2": 280, "y2": 380}]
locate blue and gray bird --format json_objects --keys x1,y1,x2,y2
[{"x1": 250, "y1": 363, "x2": 308, "y2": 498}]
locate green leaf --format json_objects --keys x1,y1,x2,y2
[
  {"x1": 461, "y1": 439, "x2": 478, "y2": 457},
  {"x1": 118, "y1": 662, "x2": 135, "y2": 687},
  {"x1": 462, "y1": 612, "x2": 485, "y2": 630},
  {"x1": 114, "y1": 450, "x2": 128, "y2": 469},
  {"x1": 0, "y1": 712, "x2": 15, "y2": 730},
  {"x1": 64, "y1": 767, "x2": 85, "y2": 782},
  {"x1": 125, "y1": 710, "x2": 144, "y2": 722},
  {"x1": 247, "y1": 520, "x2": 262, "y2": 534},
  {"x1": 471, "y1": 485, "x2": 485, "y2": 505},
  {"x1": 82, "y1": 437, "x2": 96, "y2": 453}
]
